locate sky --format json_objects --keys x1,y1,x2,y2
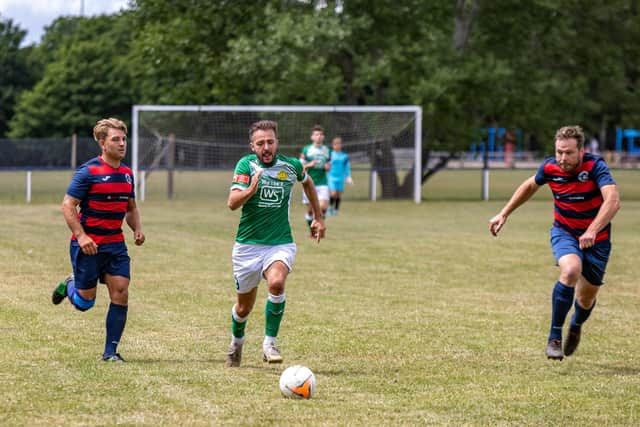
[{"x1": 0, "y1": 0, "x2": 131, "y2": 46}]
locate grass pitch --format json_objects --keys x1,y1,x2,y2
[{"x1": 1, "y1": 170, "x2": 639, "y2": 426}]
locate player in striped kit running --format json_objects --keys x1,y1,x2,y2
[
  {"x1": 51, "y1": 118, "x2": 145, "y2": 362},
  {"x1": 489, "y1": 125, "x2": 620, "y2": 360}
]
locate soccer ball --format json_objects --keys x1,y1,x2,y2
[{"x1": 279, "y1": 365, "x2": 316, "y2": 399}]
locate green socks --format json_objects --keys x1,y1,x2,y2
[
  {"x1": 231, "y1": 306, "x2": 247, "y2": 339},
  {"x1": 265, "y1": 295, "x2": 286, "y2": 338}
]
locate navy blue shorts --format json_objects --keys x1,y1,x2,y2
[
  {"x1": 550, "y1": 227, "x2": 611, "y2": 286},
  {"x1": 69, "y1": 242, "x2": 130, "y2": 290}
]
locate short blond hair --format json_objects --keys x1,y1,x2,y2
[
  {"x1": 93, "y1": 118, "x2": 127, "y2": 142},
  {"x1": 555, "y1": 125, "x2": 585, "y2": 149}
]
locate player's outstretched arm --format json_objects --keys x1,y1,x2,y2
[
  {"x1": 126, "y1": 198, "x2": 145, "y2": 246},
  {"x1": 302, "y1": 160, "x2": 316, "y2": 172},
  {"x1": 489, "y1": 176, "x2": 540, "y2": 236},
  {"x1": 62, "y1": 194, "x2": 98, "y2": 255},
  {"x1": 227, "y1": 169, "x2": 262, "y2": 210},
  {"x1": 302, "y1": 177, "x2": 326, "y2": 243}
]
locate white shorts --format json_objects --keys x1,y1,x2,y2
[
  {"x1": 232, "y1": 242, "x2": 297, "y2": 294},
  {"x1": 302, "y1": 185, "x2": 330, "y2": 204}
]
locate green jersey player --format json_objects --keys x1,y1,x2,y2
[
  {"x1": 226, "y1": 120, "x2": 326, "y2": 367},
  {"x1": 300, "y1": 124, "x2": 331, "y2": 235}
]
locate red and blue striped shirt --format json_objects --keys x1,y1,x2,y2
[
  {"x1": 66, "y1": 156, "x2": 135, "y2": 249},
  {"x1": 534, "y1": 153, "x2": 615, "y2": 242}
]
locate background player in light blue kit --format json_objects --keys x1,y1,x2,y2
[{"x1": 327, "y1": 136, "x2": 353, "y2": 216}]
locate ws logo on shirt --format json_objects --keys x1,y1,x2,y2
[{"x1": 258, "y1": 186, "x2": 284, "y2": 207}]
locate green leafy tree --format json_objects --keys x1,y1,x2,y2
[
  {"x1": 0, "y1": 16, "x2": 40, "y2": 136},
  {"x1": 9, "y1": 14, "x2": 137, "y2": 138},
  {"x1": 128, "y1": 0, "x2": 265, "y2": 104},
  {"x1": 11, "y1": 0, "x2": 639, "y2": 194},
  {"x1": 468, "y1": 0, "x2": 640, "y2": 151}
]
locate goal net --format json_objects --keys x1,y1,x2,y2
[{"x1": 132, "y1": 105, "x2": 422, "y2": 202}]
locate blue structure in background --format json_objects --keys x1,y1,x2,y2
[
  {"x1": 469, "y1": 127, "x2": 523, "y2": 160},
  {"x1": 616, "y1": 128, "x2": 640, "y2": 154},
  {"x1": 471, "y1": 127, "x2": 640, "y2": 160}
]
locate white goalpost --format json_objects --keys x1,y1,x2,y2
[{"x1": 131, "y1": 105, "x2": 423, "y2": 203}]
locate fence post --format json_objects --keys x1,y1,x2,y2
[
  {"x1": 482, "y1": 140, "x2": 490, "y2": 201},
  {"x1": 140, "y1": 170, "x2": 146, "y2": 202},
  {"x1": 26, "y1": 170, "x2": 32, "y2": 203},
  {"x1": 369, "y1": 169, "x2": 378, "y2": 201},
  {"x1": 167, "y1": 133, "x2": 175, "y2": 199},
  {"x1": 71, "y1": 133, "x2": 77, "y2": 169}
]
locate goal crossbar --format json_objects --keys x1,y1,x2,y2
[{"x1": 132, "y1": 105, "x2": 422, "y2": 203}]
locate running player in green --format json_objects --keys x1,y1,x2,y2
[
  {"x1": 300, "y1": 124, "x2": 331, "y2": 235},
  {"x1": 226, "y1": 120, "x2": 326, "y2": 367}
]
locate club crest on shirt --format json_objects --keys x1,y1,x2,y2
[
  {"x1": 578, "y1": 171, "x2": 589, "y2": 182},
  {"x1": 277, "y1": 171, "x2": 288, "y2": 181}
]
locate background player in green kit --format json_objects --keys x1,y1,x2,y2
[
  {"x1": 226, "y1": 120, "x2": 326, "y2": 367},
  {"x1": 300, "y1": 124, "x2": 331, "y2": 235}
]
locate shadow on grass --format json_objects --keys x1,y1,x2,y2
[
  {"x1": 127, "y1": 358, "x2": 357, "y2": 377},
  {"x1": 589, "y1": 362, "x2": 640, "y2": 376},
  {"x1": 130, "y1": 357, "x2": 226, "y2": 364}
]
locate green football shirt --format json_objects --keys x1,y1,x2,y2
[
  {"x1": 231, "y1": 154, "x2": 306, "y2": 245},
  {"x1": 300, "y1": 144, "x2": 331, "y2": 186}
]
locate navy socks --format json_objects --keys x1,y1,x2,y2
[
  {"x1": 104, "y1": 303, "x2": 128, "y2": 357},
  {"x1": 549, "y1": 281, "x2": 574, "y2": 341},
  {"x1": 570, "y1": 299, "x2": 596, "y2": 330}
]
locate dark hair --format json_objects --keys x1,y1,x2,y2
[
  {"x1": 311, "y1": 124, "x2": 324, "y2": 134},
  {"x1": 249, "y1": 120, "x2": 278, "y2": 141},
  {"x1": 555, "y1": 125, "x2": 585, "y2": 149}
]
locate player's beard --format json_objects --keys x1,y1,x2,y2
[
  {"x1": 260, "y1": 151, "x2": 274, "y2": 165},
  {"x1": 559, "y1": 158, "x2": 581, "y2": 174}
]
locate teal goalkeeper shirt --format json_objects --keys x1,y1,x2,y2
[{"x1": 328, "y1": 151, "x2": 351, "y2": 181}]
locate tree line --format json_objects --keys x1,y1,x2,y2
[{"x1": 1, "y1": 0, "x2": 639, "y2": 156}]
